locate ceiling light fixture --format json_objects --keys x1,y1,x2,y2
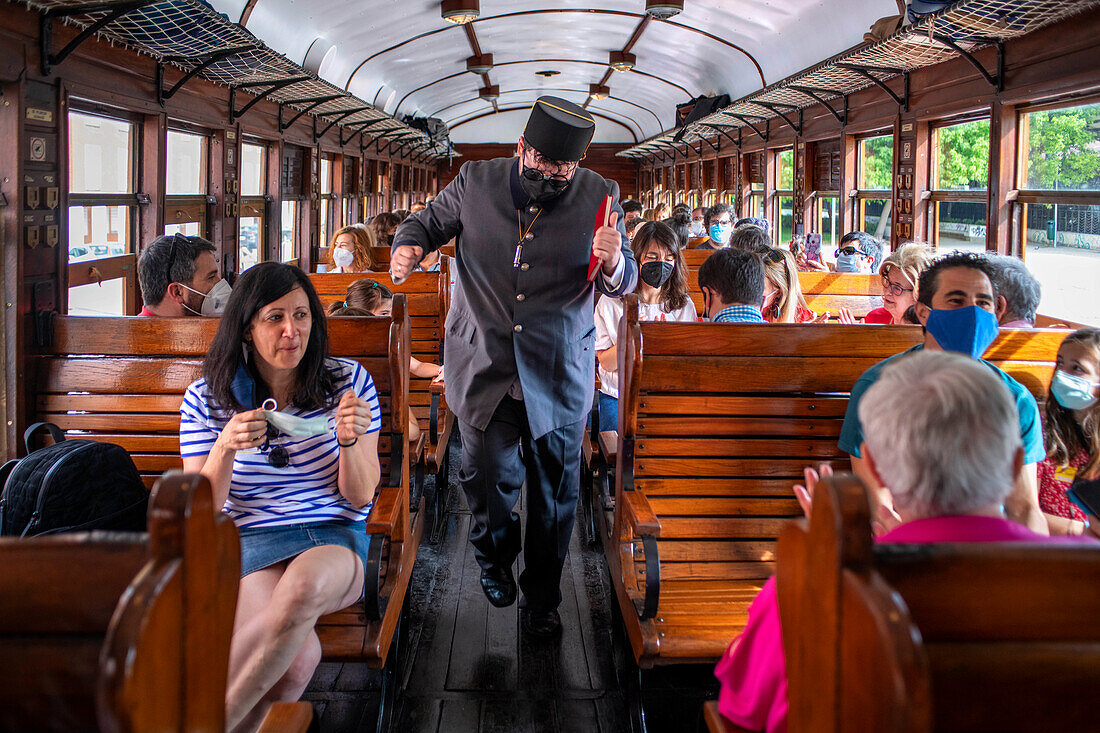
[
  {"x1": 478, "y1": 84, "x2": 500, "y2": 100},
  {"x1": 302, "y1": 38, "x2": 337, "y2": 76},
  {"x1": 645, "y1": 1, "x2": 684, "y2": 20},
  {"x1": 441, "y1": 0, "x2": 479, "y2": 24},
  {"x1": 609, "y1": 51, "x2": 636, "y2": 72},
  {"x1": 466, "y1": 53, "x2": 494, "y2": 74},
  {"x1": 588, "y1": 84, "x2": 610, "y2": 101}
]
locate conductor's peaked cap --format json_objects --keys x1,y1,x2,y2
[{"x1": 523, "y1": 96, "x2": 595, "y2": 162}]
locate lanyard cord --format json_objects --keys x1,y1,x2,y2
[{"x1": 516, "y1": 208, "x2": 543, "y2": 245}]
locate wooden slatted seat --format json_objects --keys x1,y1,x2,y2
[
  {"x1": 608, "y1": 297, "x2": 1070, "y2": 672},
  {"x1": 310, "y1": 266, "x2": 454, "y2": 539},
  {"x1": 0, "y1": 471, "x2": 310, "y2": 733},
  {"x1": 682, "y1": 249, "x2": 884, "y2": 318},
  {"x1": 777, "y1": 473, "x2": 1100, "y2": 732},
  {"x1": 30, "y1": 303, "x2": 420, "y2": 674}
]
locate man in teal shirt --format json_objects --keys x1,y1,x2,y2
[{"x1": 838, "y1": 251, "x2": 1047, "y2": 534}]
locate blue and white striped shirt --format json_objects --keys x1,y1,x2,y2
[{"x1": 180, "y1": 357, "x2": 382, "y2": 529}]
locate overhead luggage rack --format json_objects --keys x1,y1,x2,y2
[
  {"x1": 619, "y1": 0, "x2": 1099, "y2": 160},
  {"x1": 26, "y1": 0, "x2": 453, "y2": 160}
]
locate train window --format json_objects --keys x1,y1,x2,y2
[
  {"x1": 775, "y1": 149, "x2": 794, "y2": 244},
  {"x1": 1017, "y1": 100, "x2": 1100, "y2": 324},
  {"x1": 67, "y1": 110, "x2": 137, "y2": 315},
  {"x1": 280, "y1": 201, "x2": 298, "y2": 263},
  {"x1": 281, "y1": 145, "x2": 307, "y2": 264},
  {"x1": 164, "y1": 129, "x2": 208, "y2": 239},
  {"x1": 812, "y1": 140, "x2": 842, "y2": 252},
  {"x1": 319, "y1": 156, "x2": 333, "y2": 249},
  {"x1": 855, "y1": 134, "x2": 893, "y2": 240},
  {"x1": 342, "y1": 157, "x2": 359, "y2": 228},
  {"x1": 239, "y1": 143, "x2": 266, "y2": 273},
  {"x1": 931, "y1": 119, "x2": 990, "y2": 253}
]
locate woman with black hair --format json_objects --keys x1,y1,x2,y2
[
  {"x1": 179, "y1": 262, "x2": 381, "y2": 731},
  {"x1": 594, "y1": 221, "x2": 696, "y2": 432}
]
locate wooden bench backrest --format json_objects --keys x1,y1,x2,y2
[
  {"x1": 0, "y1": 472, "x2": 238, "y2": 732},
  {"x1": 32, "y1": 304, "x2": 410, "y2": 498},
  {"x1": 681, "y1": 248, "x2": 883, "y2": 317},
  {"x1": 618, "y1": 308, "x2": 1069, "y2": 600},
  {"x1": 309, "y1": 266, "x2": 449, "y2": 431},
  {"x1": 779, "y1": 474, "x2": 1100, "y2": 733}
]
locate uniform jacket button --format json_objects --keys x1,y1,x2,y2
[
  {"x1": 513, "y1": 324, "x2": 523, "y2": 333},
  {"x1": 528, "y1": 205, "x2": 540, "y2": 214},
  {"x1": 516, "y1": 293, "x2": 525, "y2": 302},
  {"x1": 520, "y1": 263, "x2": 530, "y2": 271},
  {"x1": 524, "y1": 232, "x2": 534, "y2": 241}
]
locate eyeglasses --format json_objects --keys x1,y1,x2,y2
[
  {"x1": 835, "y1": 246, "x2": 862, "y2": 257},
  {"x1": 520, "y1": 143, "x2": 575, "y2": 181},
  {"x1": 259, "y1": 424, "x2": 290, "y2": 468},
  {"x1": 521, "y1": 166, "x2": 572, "y2": 184},
  {"x1": 164, "y1": 232, "x2": 190, "y2": 285},
  {"x1": 881, "y1": 277, "x2": 914, "y2": 297}
]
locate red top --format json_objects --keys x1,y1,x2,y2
[
  {"x1": 713, "y1": 515, "x2": 1095, "y2": 733},
  {"x1": 863, "y1": 306, "x2": 893, "y2": 324},
  {"x1": 1038, "y1": 449, "x2": 1090, "y2": 522},
  {"x1": 138, "y1": 306, "x2": 158, "y2": 317},
  {"x1": 764, "y1": 305, "x2": 816, "y2": 323}
]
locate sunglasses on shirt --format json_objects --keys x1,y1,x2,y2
[{"x1": 259, "y1": 424, "x2": 290, "y2": 468}]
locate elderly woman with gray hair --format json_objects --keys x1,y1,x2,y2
[{"x1": 712, "y1": 350, "x2": 1095, "y2": 733}]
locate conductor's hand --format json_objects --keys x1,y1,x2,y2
[
  {"x1": 389, "y1": 244, "x2": 424, "y2": 285},
  {"x1": 593, "y1": 211, "x2": 623, "y2": 277},
  {"x1": 335, "y1": 389, "x2": 374, "y2": 444},
  {"x1": 214, "y1": 409, "x2": 267, "y2": 453}
]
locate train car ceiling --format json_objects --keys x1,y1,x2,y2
[{"x1": 208, "y1": 0, "x2": 903, "y2": 144}]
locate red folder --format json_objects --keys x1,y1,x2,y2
[{"x1": 588, "y1": 194, "x2": 613, "y2": 281}]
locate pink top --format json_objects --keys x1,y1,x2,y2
[
  {"x1": 713, "y1": 514, "x2": 1095, "y2": 732},
  {"x1": 863, "y1": 306, "x2": 893, "y2": 325},
  {"x1": 1001, "y1": 319, "x2": 1033, "y2": 329}
]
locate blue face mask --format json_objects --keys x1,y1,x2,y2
[
  {"x1": 1051, "y1": 370, "x2": 1099, "y2": 410},
  {"x1": 924, "y1": 305, "x2": 1000, "y2": 359},
  {"x1": 835, "y1": 253, "x2": 863, "y2": 273},
  {"x1": 709, "y1": 224, "x2": 731, "y2": 245}
]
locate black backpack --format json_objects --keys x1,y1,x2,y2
[{"x1": 0, "y1": 423, "x2": 148, "y2": 537}]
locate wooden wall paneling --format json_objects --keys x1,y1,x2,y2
[
  {"x1": 793, "y1": 139, "x2": 806, "y2": 237},
  {"x1": 140, "y1": 112, "x2": 167, "y2": 264},
  {"x1": 1, "y1": 77, "x2": 21, "y2": 461},
  {"x1": 208, "y1": 129, "x2": 227, "y2": 282},
  {"x1": 764, "y1": 146, "x2": 776, "y2": 227},
  {"x1": 266, "y1": 138, "x2": 282, "y2": 266},
  {"x1": 912, "y1": 119, "x2": 931, "y2": 245},
  {"x1": 988, "y1": 100, "x2": 1017, "y2": 254},
  {"x1": 840, "y1": 134, "x2": 857, "y2": 237}
]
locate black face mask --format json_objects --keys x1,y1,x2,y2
[
  {"x1": 520, "y1": 166, "x2": 571, "y2": 202},
  {"x1": 386, "y1": 234, "x2": 395, "y2": 245},
  {"x1": 640, "y1": 261, "x2": 674, "y2": 289}
]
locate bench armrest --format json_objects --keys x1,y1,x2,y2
[
  {"x1": 618, "y1": 492, "x2": 661, "y2": 620},
  {"x1": 258, "y1": 702, "x2": 313, "y2": 733},
  {"x1": 429, "y1": 381, "x2": 446, "y2": 445},
  {"x1": 620, "y1": 490, "x2": 661, "y2": 538}
]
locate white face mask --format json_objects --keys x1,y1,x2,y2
[
  {"x1": 179, "y1": 278, "x2": 232, "y2": 317},
  {"x1": 689, "y1": 220, "x2": 706, "y2": 237},
  {"x1": 332, "y1": 247, "x2": 355, "y2": 268},
  {"x1": 261, "y1": 398, "x2": 331, "y2": 437}
]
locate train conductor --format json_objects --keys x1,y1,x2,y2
[{"x1": 390, "y1": 96, "x2": 638, "y2": 636}]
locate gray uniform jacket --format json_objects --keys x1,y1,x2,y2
[{"x1": 393, "y1": 157, "x2": 638, "y2": 439}]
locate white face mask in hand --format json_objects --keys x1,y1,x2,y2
[
  {"x1": 333, "y1": 247, "x2": 355, "y2": 269},
  {"x1": 261, "y1": 398, "x2": 330, "y2": 437}
]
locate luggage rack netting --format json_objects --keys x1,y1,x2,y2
[
  {"x1": 22, "y1": 0, "x2": 451, "y2": 159},
  {"x1": 619, "y1": 0, "x2": 1099, "y2": 159}
]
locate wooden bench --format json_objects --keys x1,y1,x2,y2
[
  {"x1": 774, "y1": 473, "x2": 1100, "y2": 732},
  {"x1": 608, "y1": 301, "x2": 1069, "y2": 676},
  {"x1": 682, "y1": 248, "x2": 884, "y2": 318},
  {"x1": 30, "y1": 304, "x2": 420, "y2": 686},
  {"x1": 0, "y1": 470, "x2": 310, "y2": 733},
  {"x1": 310, "y1": 267, "x2": 455, "y2": 541}
]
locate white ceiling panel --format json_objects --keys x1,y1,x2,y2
[{"x1": 212, "y1": 0, "x2": 898, "y2": 142}]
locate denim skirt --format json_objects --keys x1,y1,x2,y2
[{"x1": 238, "y1": 519, "x2": 370, "y2": 578}]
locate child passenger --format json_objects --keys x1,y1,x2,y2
[
  {"x1": 594, "y1": 221, "x2": 697, "y2": 432},
  {"x1": 1039, "y1": 328, "x2": 1100, "y2": 536}
]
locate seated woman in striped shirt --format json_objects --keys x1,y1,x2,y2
[{"x1": 180, "y1": 262, "x2": 381, "y2": 732}]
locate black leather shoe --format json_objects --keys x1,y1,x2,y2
[
  {"x1": 521, "y1": 608, "x2": 562, "y2": 637},
  {"x1": 479, "y1": 565, "x2": 516, "y2": 608}
]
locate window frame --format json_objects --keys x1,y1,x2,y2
[
  {"x1": 66, "y1": 106, "x2": 141, "y2": 315},
  {"x1": 928, "y1": 116, "x2": 992, "y2": 250},
  {"x1": 851, "y1": 132, "x2": 895, "y2": 237}
]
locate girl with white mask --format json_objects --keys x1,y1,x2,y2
[
  {"x1": 1038, "y1": 328, "x2": 1100, "y2": 537},
  {"x1": 323, "y1": 225, "x2": 377, "y2": 273}
]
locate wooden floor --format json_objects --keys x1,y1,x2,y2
[{"x1": 304, "y1": 437, "x2": 718, "y2": 732}]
